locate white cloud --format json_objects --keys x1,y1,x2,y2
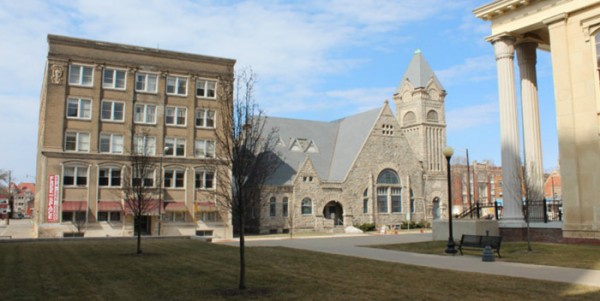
[
  {"x1": 0, "y1": 0, "x2": 488, "y2": 177},
  {"x1": 446, "y1": 101, "x2": 498, "y2": 131},
  {"x1": 436, "y1": 55, "x2": 496, "y2": 86}
]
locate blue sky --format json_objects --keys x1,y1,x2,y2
[{"x1": 0, "y1": 0, "x2": 559, "y2": 183}]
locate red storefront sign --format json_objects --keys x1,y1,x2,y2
[{"x1": 47, "y1": 175, "x2": 60, "y2": 222}]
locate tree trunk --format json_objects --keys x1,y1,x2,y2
[
  {"x1": 238, "y1": 203, "x2": 246, "y2": 290},
  {"x1": 136, "y1": 215, "x2": 142, "y2": 255}
]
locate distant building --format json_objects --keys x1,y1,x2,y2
[
  {"x1": 12, "y1": 182, "x2": 35, "y2": 217},
  {"x1": 451, "y1": 160, "x2": 503, "y2": 214},
  {"x1": 257, "y1": 51, "x2": 449, "y2": 233},
  {"x1": 35, "y1": 35, "x2": 235, "y2": 239}
]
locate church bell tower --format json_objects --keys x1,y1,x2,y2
[{"x1": 393, "y1": 49, "x2": 447, "y2": 174}]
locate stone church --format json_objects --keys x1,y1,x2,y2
[{"x1": 258, "y1": 50, "x2": 449, "y2": 233}]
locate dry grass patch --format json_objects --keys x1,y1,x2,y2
[{"x1": 0, "y1": 238, "x2": 598, "y2": 300}]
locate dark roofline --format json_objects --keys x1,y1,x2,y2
[{"x1": 47, "y1": 34, "x2": 236, "y2": 66}]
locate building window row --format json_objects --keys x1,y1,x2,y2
[
  {"x1": 269, "y1": 196, "x2": 289, "y2": 217},
  {"x1": 68, "y1": 63, "x2": 217, "y2": 99},
  {"x1": 61, "y1": 165, "x2": 215, "y2": 190},
  {"x1": 65, "y1": 98, "x2": 216, "y2": 129}
]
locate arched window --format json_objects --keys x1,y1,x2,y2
[
  {"x1": 63, "y1": 165, "x2": 88, "y2": 187},
  {"x1": 282, "y1": 197, "x2": 288, "y2": 217},
  {"x1": 269, "y1": 197, "x2": 276, "y2": 217},
  {"x1": 377, "y1": 169, "x2": 401, "y2": 213},
  {"x1": 363, "y1": 188, "x2": 369, "y2": 213},
  {"x1": 301, "y1": 198, "x2": 312, "y2": 215},
  {"x1": 426, "y1": 110, "x2": 439, "y2": 122},
  {"x1": 403, "y1": 111, "x2": 416, "y2": 125}
]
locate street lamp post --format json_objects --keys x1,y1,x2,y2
[
  {"x1": 158, "y1": 146, "x2": 170, "y2": 236},
  {"x1": 443, "y1": 146, "x2": 457, "y2": 254}
]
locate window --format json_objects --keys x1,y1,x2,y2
[
  {"x1": 391, "y1": 188, "x2": 402, "y2": 213},
  {"x1": 63, "y1": 166, "x2": 88, "y2": 187},
  {"x1": 410, "y1": 189, "x2": 415, "y2": 213},
  {"x1": 403, "y1": 111, "x2": 416, "y2": 125},
  {"x1": 195, "y1": 109, "x2": 216, "y2": 128},
  {"x1": 426, "y1": 110, "x2": 439, "y2": 122},
  {"x1": 65, "y1": 132, "x2": 90, "y2": 152},
  {"x1": 135, "y1": 72, "x2": 158, "y2": 93},
  {"x1": 133, "y1": 135, "x2": 156, "y2": 156},
  {"x1": 132, "y1": 170, "x2": 155, "y2": 188},
  {"x1": 363, "y1": 189, "x2": 369, "y2": 213},
  {"x1": 377, "y1": 187, "x2": 388, "y2": 213},
  {"x1": 66, "y1": 97, "x2": 91, "y2": 119},
  {"x1": 376, "y1": 169, "x2": 401, "y2": 213},
  {"x1": 102, "y1": 68, "x2": 126, "y2": 89},
  {"x1": 69, "y1": 64, "x2": 93, "y2": 86},
  {"x1": 98, "y1": 211, "x2": 121, "y2": 222},
  {"x1": 301, "y1": 198, "x2": 312, "y2": 215},
  {"x1": 164, "y1": 169, "x2": 185, "y2": 188},
  {"x1": 195, "y1": 139, "x2": 215, "y2": 158},
  {"x1": 166, "y1": 76, "x2": 187, "y2": 96},
  {"x1": 62, "y1": 211, "x2": 86, "y2": 223},
  {"x1": 269, "y1": 197, "x2": 276, "y2": 217},
  {"x1": 195, "y1": 170, "x2": 214, "y2": 189},
  {"x1": 99, "y1": 134, "x2": 124, "y2": 154},
  {"x1": 198, "y1": 212, "x2": 220, "y2": 222},
  {"x1": 282, "y1": 197, "x2": 288, "y2": 217},
  {"x1": 134, "y1": 104, "x2": 156, "y2": 124},
  {"x1": 165, "y1": 107, "x2": 187, "y2": 126},
  {"x1": 110, "y1": 211, "x2": 121, "y2": 222},
  {"x1": 196, "y1": 79, "x2": 217, "y2": 98},
  {"x1": 165, "y1": 138, "x2": 185, "y2": 157},
  {"x1": 101, "y1": 101, "x2": 125, "y2": 122},
  {"x1": 98, "y1": 167, "x2": 121, "y2": 187}
]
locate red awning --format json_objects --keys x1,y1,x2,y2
[
  {"x1": 123, "y1": 199, "x2": 160, "y2": 215},
  {"x1": 165, "y1": 202, "x2": 188, "y2": 212},
  {"x1": 196, "y1": 201, "x2": 218, "y2": 212},
  {"x1": 62, "y1": 201, "x2": 87, "y2": 212},
  {"x1": 98, "y1": 201, "x2": 123, "y2": 212}
]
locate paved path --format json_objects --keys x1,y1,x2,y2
[{"x1": 221, "y1": 233, "x2": 600, "y2": 288}]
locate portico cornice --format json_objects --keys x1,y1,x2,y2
[{"x1": 474, "y1": 0, "x2": 533, "y2": 21}]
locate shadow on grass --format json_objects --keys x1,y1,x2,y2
[{"x1": 212, "y1": 287, "x2": 272, "y2": 299}]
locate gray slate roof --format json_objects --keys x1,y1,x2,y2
[
  {"x1": 264, "y1": 107, "x2": 382, "y2": 185},
  {"x1": 395, "y1": 49, "x2": 444, "y2": 93}
]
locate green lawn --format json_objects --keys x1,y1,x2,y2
[
  {"x1": 0, "y1": 238, "x2": 598, "y2": 300},
  {"x1": 371, "y1": 241, "x2": 600, "y2": 270}
]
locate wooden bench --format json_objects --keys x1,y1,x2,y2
[{"x1": 458, "y1": 234, "x2": 502, "y2": 258}]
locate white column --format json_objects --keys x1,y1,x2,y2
[
  {"x1": 516, "y1": 42, "x2": 544, "y2": 202},
  {"x1": 492, "y1": 36, "x2": 524, "y2": 224}
]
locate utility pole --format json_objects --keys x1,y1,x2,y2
[
  {"x1": 7, "y1": 170, "x2": 11, "y2": 225},
  {"x1": 466, "y1": 149, "x2": 473, "y2": 218}
]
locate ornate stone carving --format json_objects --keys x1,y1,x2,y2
[{"x1": 50, "y1": 64, "x2": 64, "y2": 84}]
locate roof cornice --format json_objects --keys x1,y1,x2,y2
[
  {"x1": 474, "y1": 0, "x2": 535, "y2": 21},
  {"x1": 47, "y1": 34, "x2": 236, "y2": 66}
]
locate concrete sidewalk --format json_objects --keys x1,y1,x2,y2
[{"x1": 221, "y1": 233, "x2": 600, "y2": 288}]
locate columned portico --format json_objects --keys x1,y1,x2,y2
[
  {"x1": 516, "y1": 41, "x2": 544, "y2": 201},
  {"x1": 491, "y1": 35, "x2": 524, "y2": 224}
]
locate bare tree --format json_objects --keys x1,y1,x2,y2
[
  {"x1": 521, "y1": 163, "x2": 544, "y2": 252},
  {"x1": 214, "y1": 68, "x2": 280, "y2": 290},
  {"x1": 122, "y1": 132, "x2": 159, "y2": 255}
]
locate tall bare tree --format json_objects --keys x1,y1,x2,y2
[
  {"x1": 122, "y1": 132, "x2": 159, "y2": 255},
  {"x1": 214, "y1": 68, "x2": 280, "y2": 290}
]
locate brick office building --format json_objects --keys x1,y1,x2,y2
[{"x1": 35, "y1": 35, "x2": 234, "y2": 239}]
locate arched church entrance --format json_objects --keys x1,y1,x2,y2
[
  {"x1": 432, "y1": 197, "x2": 441, "y2": 220},
  {"x1": 323, "y1": 201, "x2": 343, "y2": 226}
]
